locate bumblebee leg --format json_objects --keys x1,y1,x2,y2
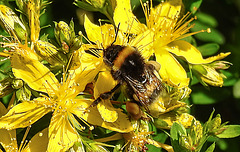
[{"x1": 90, "y1": 83, "x2": 121, "y2": 107}]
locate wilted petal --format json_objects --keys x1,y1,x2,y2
[
  {"x1": 29, "y1": 128, "x2": 49, "y2": 152},
  {"x1": 11, "y1": 53, "x2": 58, "y2": 93},
  {"x1": 154, "y1": 112, "x2": 194, "y2": 129},
  {"x1": 0, "y1": 101, "x2": 52, "y2": 129},
  {"x1": 155, "y1": 47, "x2": 189, "y2": 87},
  {"x1": 168, "y1": 40, "x2": 231, "y2": 64}
]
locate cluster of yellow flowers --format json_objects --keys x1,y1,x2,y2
[{"x1": 0, "y1": 0, "x2": 233, "y2": 152}]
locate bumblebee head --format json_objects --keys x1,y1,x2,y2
[{"x1": 103, "y1": 45, "x2": 124, "y2": 67}]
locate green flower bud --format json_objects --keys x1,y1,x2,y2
[
  {"x1": 192, "y1": 64, "x2": 224, "y2": 87},
  {"x1": 34, "y1": 40, "x2": 68, "y2": 66},
  {"x1": 12, "y1": 79, "x2": 24, "y2": 89},
  {"x1": 54, "y1": 20, "x2": 81, "y2": 53},
  {"x1": 89, "y1": 0, "x2": 106, "y2": 9},
  {"x1": 210, "y1": 61, "x2": 232, "y2": 70},
  {"x1": 74, "y1": 0, "x2": 106, "y2": 11},
  {"x1": 55, "y1": 21, "x2": 71, "y2": 44},
  {"x1": 74, "y1": 0, "x2": 114, "y2": 21},
  {"x1": 208, "y1": 114, "x2": 222, "y2": 133},
  {"x1": 70, "y1": 37, "x2": 82, "y2": 51}
]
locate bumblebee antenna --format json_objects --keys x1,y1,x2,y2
[{"x1": 111, "y1": 23, "x2": 120, "y2": 45}]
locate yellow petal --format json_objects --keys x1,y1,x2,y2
[
  {"x1": 11, "y1": 53, "x2": 58, "y2": 93},
  {"x1": 29, "y1": 128, "x2": 49, "y2": 152},
  {"x1": 0, "y1": 101, "x2": 52, "y2": 129},
  {"x1": 84, "y1": 15, "x2": 115, "y2": 47},
  {"x1": 156, "y1": 0, "x2": 182, "y2": 20},
  {"x1": 113, "y1": 0, "x2": 146, "y2": 34},
  {"x1": 97, "y1": 100, "x2": 118, "y2": 123},
  {"x1": 130, "y1": 29, "x2": 154, "y2": 59},
  {"x1": 70, "y1": 49, "x2": 103, "y2": 93},
  {"x1": 72, "y1": 99, "x2": 133, "y2": 133},
  {"x1": 168, "y1": 40, "x2": 231, "y2": 64},
  {"x1": 94, "y1": 70, "x2": 118, "y2": 98},
  {"x1": 0, "y1": 102, "x2": 18, "y2": 151},
  {"x1": 48, "y1": 112, "x2": 78, "y2": 152},
  {"x1": 155, "y1": 47, "x2": 189, "y2": 87},
  {"x1": 0, "y1": 129, "x2": 17, "y2": 151}
]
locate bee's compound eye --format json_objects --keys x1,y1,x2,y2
[{"x1": 126, "y1": 101, "x2": 142, "y2": 120}]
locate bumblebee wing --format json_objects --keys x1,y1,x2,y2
[
  {"x1": 123, "y1": 74, "x2": 149, "y2": 107},
  {"x1": 124, "y1": 64, "x2": 165, "y2": 108}
]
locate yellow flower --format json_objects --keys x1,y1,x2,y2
[
  {"x1": 94, "y1": 120, "x2": 174, "y2": 152},
  {"x1": 0, "y1": 50, "x2": 132, "y2": 151},
  {"x1": 113, "y1": 0, "x2": 230, "y2": 87},
  {"x1": 0, "y1": 102, "x2": 48, "y2": 152}
]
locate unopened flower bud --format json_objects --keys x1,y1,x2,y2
[
  {"x1": 55, "y1": 21, "x2": 71, "y2": 43},
  {"x1": 210, "y1": 61, "x2": 232, "y2": 70},
  {"x1": 34, "y1": 40, "x2": 67, "y2": 66},
  {"x1": 12, "y1": 79, "x2": 23, "y2": 89},
  {"x1": 208, "y1": 114, "x2": 222, "y2": 133},
  {"x1": 0, "y1": 5, "x2": 27, "y2": 41},
  {"x1": 192, "y1": 64, "x2": 224, "y2": 87}
]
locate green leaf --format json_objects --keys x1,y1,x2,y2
[
  {"x1": 191, "y1": 21, "x2": 225, "y2": 44},
  {"x1": 216, "y1": 125, "x2": 240, "y2": 138},
  {"x1": 196, "y1": 12, "x2": 218, "y2": 27},
  {"x1": 183, "y1": 0, "x2": 202, "y2": 14},
  {"x1": 190, "y1": 0, "x2": 202, "y2": 14},
  {"x1": 197, "y1": 43, "x2": 220, "y2": 56},
  {"x1": 205, "y1": 142, "x2": 215, "y2": 152},
  {"x1": 222, "y1": 70, "x2": 237, "y2": 87},
  {"x1": 191, "y1": 90, "x2": 217, "y2": 104},
  {"x1": 170, "y1": 123, "x2": 187, "y2": 152},
  {"x1": 191, "y1": 86, "x2": 231, "y2": 105},
  {"x1": 74, "y1": 1, "x2": 100, "y2": 12},
  {"x1": 233, "y1": 79, "x2": 240, "y2": 98}
]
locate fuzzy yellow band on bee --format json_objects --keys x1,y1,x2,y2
[{"x1": 112, "y1": 46, "x2": 135, "y2": 71}]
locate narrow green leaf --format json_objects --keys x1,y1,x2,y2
[
  {"x1": 233, "y1": 79, "x2": 240, "y2": 98},
  {"x1": 191, "y1": 90, "x2": 217, "y2": 104},
  {"x1": 216, "y1": 125, "x2": 240, "y2": 138},
  {"x1": 191, "y1": 21, "x2": 225, "y2": 44},
  {"x1": 196, "y1": 12, "x2": 218, "y2": 27},
  {"x1": 205, "y1": 142, "x2": 215, "y2": 152},
  {"x1": 170, "y1": 123, "x2": 188, "y2": 152},
  {"x1": 191, "y1": 0, "x2": 202, "y2": 13},
  {"x1": 197, "y1": 43, "x2": 220, "y2": 56}
]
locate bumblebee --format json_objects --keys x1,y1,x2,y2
[{"x1": 89, "y1": 27, "x2": 167, "y2": 120}]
